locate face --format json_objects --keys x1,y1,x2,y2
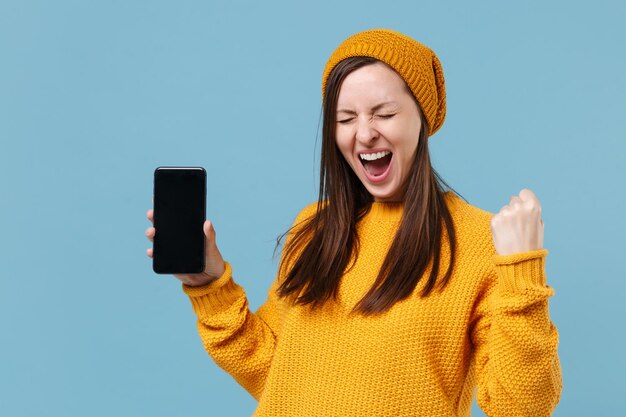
[{"x1": 335, "y1": 62, "x2": 422, "y2": 202}]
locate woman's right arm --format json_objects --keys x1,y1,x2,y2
[
  {"x1": 180, "y1": 259, "x2": 283, "y2": 400},
  {"x1": 145, "y1": 203, "x2": 314, "y2": 400}
]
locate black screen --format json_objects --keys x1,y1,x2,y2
[{"x1": 153, "y1": 167, "x2": 206, "y2": 274}]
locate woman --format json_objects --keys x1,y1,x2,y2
[{"x1": 145, "y1": 28, "x2": 562, "y2": 416}]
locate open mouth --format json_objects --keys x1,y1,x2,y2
[{"x1": 360, "y1": 152, "x2": 393, "y2": 177}]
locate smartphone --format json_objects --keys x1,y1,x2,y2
[{"x1": 152, "y1": 166, "x2": 206, "y2": 274}]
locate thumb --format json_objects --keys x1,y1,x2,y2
[
  {"x1": 204, "y1": 220, "x2": 216, "y2": 243},
  {"x1": 202, "y1": 219, "x2": 225, "y2": 279}
]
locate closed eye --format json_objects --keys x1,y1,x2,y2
[{"x1": 337, "y1": 114, "x2": 395, "y2": 124}]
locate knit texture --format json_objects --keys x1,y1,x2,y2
[
  {"x1": 322, "y1": 28, "x2": 446, "y2": 136},
  {"x1": 182, "y1": 191, "x2": 562, "y2": 416}
]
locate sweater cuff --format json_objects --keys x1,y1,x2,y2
[
  {"x1": 181, "y1": 261, "x2": 244, "y2": 315},
  {"x1": 493, "y1": 249, "x2": 549, "y2": 294}
]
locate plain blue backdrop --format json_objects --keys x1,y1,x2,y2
[{"x1": 1, "y1": 0, "x2": 625, "y2": 415}]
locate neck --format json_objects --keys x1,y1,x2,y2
[{"x1": 367, "y1": 200, "x2": 405, "y2": 219}]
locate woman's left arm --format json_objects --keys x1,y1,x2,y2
[{"x1": 473, "y1": 189, "x2": 563, "y2": 416}]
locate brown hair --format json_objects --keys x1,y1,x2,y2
[{"x1": 273, "y1": 56, "x2": 466, "y2": 317}]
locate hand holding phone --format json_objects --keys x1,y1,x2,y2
[{"x1": 146, "y1": 166, "x2": 225, "y2": 286}]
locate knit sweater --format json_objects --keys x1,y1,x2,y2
[{"x1": 182, "y1": 191, "x2": 562, "y2": 416}]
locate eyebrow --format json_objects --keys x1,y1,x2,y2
[{"x1": 337, "y1": 101, "x2": 398, "y2": 114}]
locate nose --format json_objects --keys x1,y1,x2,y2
[{"x1": 355, "y1": 116, "x2": 379, "y2": 143}]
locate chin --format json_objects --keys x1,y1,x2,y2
[{"x1": 368, "y1": 189, "x2": 397, "y2": 202}]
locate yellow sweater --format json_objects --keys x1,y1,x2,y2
[{"x1": 182, "y1": 191, "x2": 562, "y2": 416}]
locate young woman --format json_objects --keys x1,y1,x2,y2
[{"x1": 145, "y1": 28, "x2": 562, "y2": 416}]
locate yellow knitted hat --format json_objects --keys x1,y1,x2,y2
[{"x1": 322, "y1": 28, "x2": 446, "y2": 137}]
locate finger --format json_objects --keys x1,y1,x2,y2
[
  {"x1": 146, "y1": 226, "x2": 155, "y2": 242},
  {"x1": 147, "y1": 209, "x2": 153, "y2": 223},
  {"x1": 519, "y1": 188, "x2": 538, "y2": 203},
  {"x1": 510, "y1": 195, "x2": 522, "y2": 205},
  {"x1": 147, "y1": 248, "x2": 153, "y2": 258}
]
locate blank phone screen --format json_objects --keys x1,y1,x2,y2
[{"x1": 153, "y1": 167, "x2": 206, "y2": 274}]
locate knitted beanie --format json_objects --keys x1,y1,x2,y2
[{"x1": 322, "y1": 28, "x2": 446, "y2": 137}]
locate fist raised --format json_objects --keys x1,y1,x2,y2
[{"x1": 490, "y1": 188, "x2": 544, "y2": 256}]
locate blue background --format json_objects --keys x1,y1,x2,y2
[{"x1": 1, "y1": 0, "x2": 624, "y2": 415}]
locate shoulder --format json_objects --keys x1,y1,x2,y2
[
  {"x1": 292, "y1": 200, "x2": 325, "y2": 224},
  {"x1": 444, "y1": 192, "x2": 496, "y2": 256},
  {"x1": 443, "y1": 193, "x2": 501, "y2": 296},
  {"x1": 302, "y1": 200, "x2": 321, "y2": 217},
  {"x1": 445, "y1": 191, "x2": 493, "y2": 226},
  {"x1": 286, "y1": 201, "x2": 321, "y2": 234}
]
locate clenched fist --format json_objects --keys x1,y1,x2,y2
[{"x1": 490, "y1": 188, "x2": 545, "y2": 256}]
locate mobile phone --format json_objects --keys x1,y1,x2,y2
[{"x1": 152, "y1": 166, "x2": 206, "y2": 274}]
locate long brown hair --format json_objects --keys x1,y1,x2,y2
[{"x1": 273, "y1": 56, "x2": 466, "y2": 317}]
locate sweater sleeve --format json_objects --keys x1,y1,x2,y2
[
  {"x1": 471, "y1": 248, "x2": 563, "y2": 416},
  {"x1": 180, "y1": 204, "x2": 315, "y2": 400}
]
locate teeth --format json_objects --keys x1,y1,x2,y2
[{"x1": 359, "y1": 150, "x2": 391, "y2": 161}]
